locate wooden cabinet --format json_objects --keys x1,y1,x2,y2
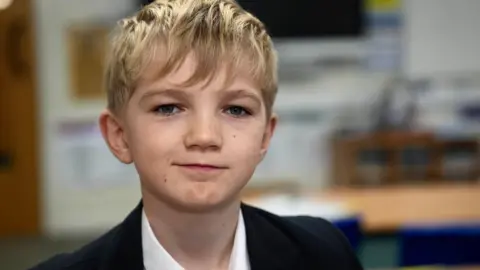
[{"x1": 332, "y1": 131, "x2": 480, "y2": 186}]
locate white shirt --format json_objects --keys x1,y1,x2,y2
[{"x1": 142, "y1": 210, "x2": 250, "y2": 270}]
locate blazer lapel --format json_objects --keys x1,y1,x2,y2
[
  {"x1": 99, "y1": 202, "x2": 302, "y2": 270},
  {"x1": 241, "y1": 203, "x2": 301, "y2": 270},
  {"x1": 100, "y1": 201, "x2": 145, "y2": 270}
]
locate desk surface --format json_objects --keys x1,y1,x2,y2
[
  {"x1": 313, "y1": 183, "x2": 480, "y2": 233},
  {"x1": 244, "y1": 183, "x2": 480, "y2": 233}
]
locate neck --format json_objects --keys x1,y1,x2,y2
[{"x1": 142, "y1": 190, "x2": 241, "y2": 269}]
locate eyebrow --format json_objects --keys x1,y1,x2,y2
[
  {"x1": 138, "y1": 87, "x2": 262, "y2": 106},
  {"x1": 222, "y1": 89, "x2": 262, "y2": 105},
  {"x1": 139, "y1": 88, "x2": 188, "y2": 105}
]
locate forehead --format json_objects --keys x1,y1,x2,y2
[{"x1": 136, "y1": 52, "x2": 261, "y2": 95}]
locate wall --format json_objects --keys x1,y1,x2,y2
[
  {"x1": 34, "y1": 0, "x2": 140, "y2": 237},
  {"x1": 403, "y1": 0, "x2": 480, "y2": 77}
]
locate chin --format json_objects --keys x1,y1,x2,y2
[
  {"x1": 156, "y1": 183, "x2": 240, "y2": 214},
  {"x1": 167, "y1": 195, "x2": 237, "y2": 214}
]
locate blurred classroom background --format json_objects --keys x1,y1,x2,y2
[{"x1": 1, "y1": 0, "x2": 480, "y2": 269}]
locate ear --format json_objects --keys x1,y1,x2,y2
[
  {"x1": 99, "y1": 109, "x2": 133, "y2": 164},
  {"x1": 260, "y1": 113, "x2": 278, "y2": 159}
]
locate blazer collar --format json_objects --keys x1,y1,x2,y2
[
  {"x1": 99, "y1": 201, "x2": 300, "y2": 270},
  {"x1": 241, "y1": 203, "x2": 301, "y2": 270},
  {"x1": 99, "y1": 201, "x2": 144, "y2": 270}
]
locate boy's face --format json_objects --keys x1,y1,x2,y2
[{"x1": 101, "y1": 54, "x2": 276, "y2": 212}]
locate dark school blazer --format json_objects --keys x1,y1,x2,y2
[{"x1": 30, "y1": 202, "x2": 364, "y2": 270}]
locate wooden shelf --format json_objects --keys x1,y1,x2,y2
[{"x1": 332, "y1": 131, "x2": 480, "y2": 186}]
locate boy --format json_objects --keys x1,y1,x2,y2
[{"x1": 32, "y1": 0, "x2": 363, "y2": 269}]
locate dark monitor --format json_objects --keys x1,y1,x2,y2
[{"x1": 238, "y1": 0, "x2": 365, "y2": 38}]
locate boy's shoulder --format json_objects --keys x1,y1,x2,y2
[
  {"x1": 29, "y1": 202, "x2": 143, "y2": 270},
  {"x1": 242, "y1": 204, "x2": 358, "y2": 255},
  {"x1": 29, "y1": 225, "x2": 121, "y2": 270}
]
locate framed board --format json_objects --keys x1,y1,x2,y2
[{"x1": 67, "y1": 24, "x2": 110, "y2": 100}]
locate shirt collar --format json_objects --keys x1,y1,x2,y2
[{"x1": 142, "y1": 209, "x2": 250, "y2": 270}]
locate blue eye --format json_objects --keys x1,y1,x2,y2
[
  {"x1": 155, "y1": 104, "x2": 181, "y2": 116},
  {"x1": 225, "y1": 106, "x2": 250, "y2": 117}
]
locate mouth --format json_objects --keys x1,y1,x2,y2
[{"x1": 174, "y1": 163, "x2": 228, "y2": 172}]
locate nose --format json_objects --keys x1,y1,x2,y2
[{"x1": 184, "y1": 113, "x2": 222, "y2": 151}]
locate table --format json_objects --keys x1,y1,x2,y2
[
  {"x1": 315, "y1": 183, "x2": 480, "y2": 233},
  {"x1": 243, "y1": 183, "x2": 480, "y2": 233}
]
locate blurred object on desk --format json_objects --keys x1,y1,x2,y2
[{"x1": 372, "y1": 77, "x2": 421, "y2": 132}]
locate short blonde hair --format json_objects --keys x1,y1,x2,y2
[{"x1": 105, "y1": 0, "x2": 278, "y2": 115}]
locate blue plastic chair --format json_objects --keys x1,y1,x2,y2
[
  {"x1": 399, "y1": 222, "x2": 480, "y2": 267},
  {"x1": 287, "y1": 215, "x2": 363, "y2": 251},
  {"x1": 332, "y1": 215, "x2": 363, "y2": 251}
]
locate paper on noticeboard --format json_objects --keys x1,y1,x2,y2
[{"x1": 57, "y1": 120, "x2": 138, "y2": 189}]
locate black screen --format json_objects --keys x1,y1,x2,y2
[{"x1": 238, "y1": 0, "x2": 365, "y2": 38}]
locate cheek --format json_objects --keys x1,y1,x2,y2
[
  {"x1": 228, "y1": 127, "x2": 265, "y2": 164},
  {"x1": 127, "y1": 119, "x2": 180, "y2": 166}
]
